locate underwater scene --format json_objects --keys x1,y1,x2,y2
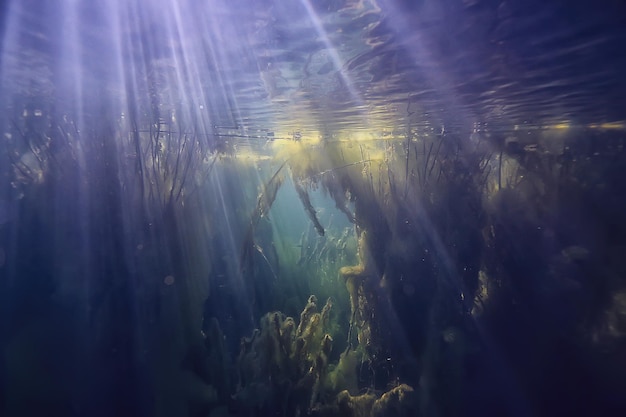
[{"x1": 1, "y1": 0, "x2": 626, "y2": 416}]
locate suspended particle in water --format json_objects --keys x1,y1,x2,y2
[
  {"x1": 164, "y1": 275, "x2": 175, "y2": 285},
  {"x1": 402, "y1": 283, "x2": 415, "y2": 296},
  {"x1": 442, "y1": 327, "x2": 457, "y2": 343}
]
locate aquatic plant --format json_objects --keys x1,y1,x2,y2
[
  {"x1": 234, "y1": 295, "x2": 337, "y2": 415},
  {"x1": 294, "y1": 178, "x2": 326, "y2": 236},
  {"x1": 122, "y1": 111, "x2": 217, "y2": 218},
  {"x1": 234, "y1": 294, "x2": 417, "y2": 417}
]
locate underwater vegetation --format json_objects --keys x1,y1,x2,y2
[
  {"x1": 205, "y1": 124, "x2": 626, "y2": 417},
  {"x1": 232, "y1": 295, "x2": 417, "y2": 417},
  {"x1": 2, "y1": 92, "x2": 626, "y2": 417},
  {"x1": 2, "y1": 0, "x2": 626, "y2": 415}
]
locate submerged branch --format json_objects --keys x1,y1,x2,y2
[
  {"x1": 241, "y1": 159, "x2": 289, "y2": 275},
  {"x1": 254, "y1": 159, "x2": 289, "y2": 223},
  {"x1": 294, "y1": 179, "x2": 325, "y2": 236}
]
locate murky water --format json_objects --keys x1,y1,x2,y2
[{"x1": 1, "y1": 1, "x2": 626, "y2": 416}]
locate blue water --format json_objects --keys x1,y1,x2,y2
[{"x1": 1, "y1": 1, "x2": 626, "y2": 416}]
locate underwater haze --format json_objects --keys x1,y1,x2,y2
[{"x1": 1, "y1": 0, "x2": 626, "y2": 416}]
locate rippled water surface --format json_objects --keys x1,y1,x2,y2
[{"x1": 2, "y1": 0, "x2": 625, "y2": 137}]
